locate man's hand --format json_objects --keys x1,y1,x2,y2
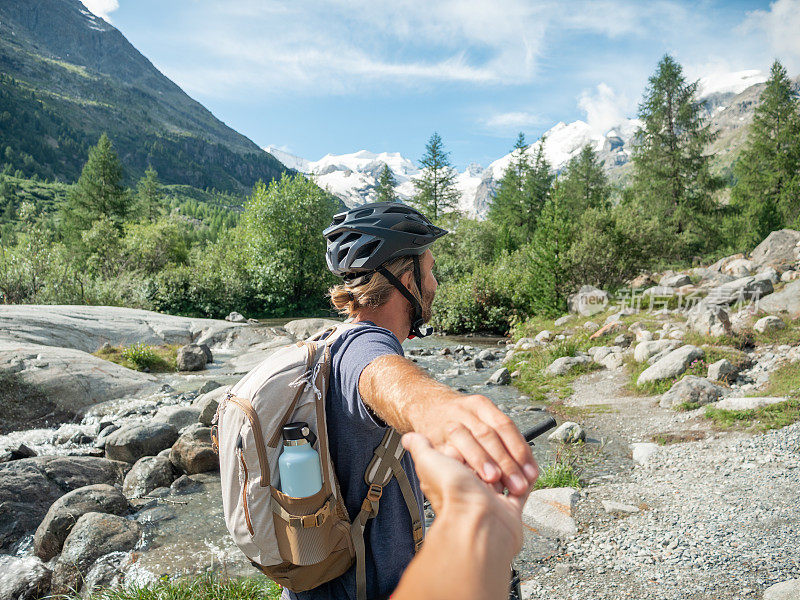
[{"x1": 359, "y1": 355, "x2": 539, "y2": 496}]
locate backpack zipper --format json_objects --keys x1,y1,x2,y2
[
  {"x1": 237, "y1": 435, "x2": 255, "y2": 536},
  {"x1": 227, "y1": 395, "x2": 270, "y2": 486}
]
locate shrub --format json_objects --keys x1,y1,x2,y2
[{"x1": 121, "y1": 343, "x2": 160, "y2": 370}]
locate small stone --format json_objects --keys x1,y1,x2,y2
[
  {"x1": 487, "y1": 368, "x2": 511, "y2": 386},
  {"x1": 197, "y1": 380, "x2": 222, "y2": 395},
  {"x1": 707, "y1": 359, "x2": 736, "y2": 382},
  {"x1": 554, "y1": 315, "x2": 575, "y2": 327},
  {"x1": 754, "y1": 315, "x2": 786, "y2": 333},
  {"x1": 472, "y1": 357, "x2": 485, "y2": 369},
  {"x1": 545, "y1": 356, "x2": 591, "y2": 376},
  {"x1": 548, "y1": 422, "x2": 586, "y2": 444},
  {"x1": 225, "y1": 311, "x2": 247, "y2": 323},
  {"x1": 535, "y1": 330, "x2": 553, "y2": 343},
  {"x1": 601, "y1": 500, "x2": 640, "y2": 515}
]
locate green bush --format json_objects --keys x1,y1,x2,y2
[{"x1": 121, "y1": 343, "x2": 160, "y2": 370}]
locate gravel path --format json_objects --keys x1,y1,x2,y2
[{"x1": 520, "y1": 369, "x2": 800, "y2": 600}]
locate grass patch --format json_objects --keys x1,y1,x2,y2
[
  {"x1": 651, "y1": 431, "x2": 705, "y2": 445},
  {"x1": 704, "y1": 399, "x2": 800, "y2": 432},
  {"x1": 94, "y1": 343, "x2": 179, "y2": 372},
  {"x1": 753, "y1": 317, "x2": 800, "y2": 347},
  {"x1": 756, "y1": 361, "x2": 800, "y2": 399},
  {"x1": 534, "y1": 462, "x2": 582, "y2": 489},
  {"x1": 74, "y1": 573, "x2": 281, "y2": 600},
  {"x1": 682, "y1": 330, "x2": 755, "y2": 351},
  {"x1": 675, "y1": 401, "x2": 702, "y2": 411}
]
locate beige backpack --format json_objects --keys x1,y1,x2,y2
[{"x1": 212, "y1": 324, "x2": 424, "y2": 599}]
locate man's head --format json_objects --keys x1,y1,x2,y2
[{"x1": 323, "y1": 202, "x2": 446, "y2": 338}]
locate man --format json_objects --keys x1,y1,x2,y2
[{"x1": 285, "y1": 202, "x2": 538, "y2": 600}]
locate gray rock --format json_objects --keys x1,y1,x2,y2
[
  {"x1": 196, "y1": 386, "x2": 227, "y2": 426},
  {"x1": 225, "y1": 311, "x2": 247, "y2": 323},
  {"x1": 472, "y1": 357, "x2": 485, "y2": 369},
  {"x1": 750, "y1": 229, "x2": 800, "y2": 269},
  {"x1": 50, "y1": 513, "x2": 141, "y2": 595},
  {"x1": 104, "y1": 422, "x2": 179, "y2": 463},
  {"x1": 34, "y1": 483, "x2": 128, "y2": 562},
  {"x1": 534, "y1": 330, "x2": 553, "y2": 343},
  {"x1": 0, "y1": 457, "x2": 129, "y2": 551},
  {"x1": 707, "y1": 359, "x2": 737, "y2": 382},
  {"x1": 707, "y1": 276, "x2": 773, "y2": 305},
  {"x1": 476, "y1": 349, "x2": 496, "y2": 361},
  {"x1": 661, "y1": 273, "x2": 692, "y2": 287},
  {"x1": 548, "y1": 422, "x2": 586, "y2": 444},
  {"x1": 122, "y1": 455, "x2": 177, "y2": 499},
  {"x1": 170, "y1": 474, "x2": 200, "y2": 493},
  {"x1": 198, "y1": 343, "x2": 213, "y2": 363},
  {"x1": 601, "y1": 500, "x2": 640, "y2": 515},
  {"x1": 554, "y1": 315, "x2": 575, "y2": 327},
  {"x1": 637, "y1": 345, "x2": 704, "y2": 386},
  {"x1": 781, "y1": 270, "x2": 799, "y2": 282},
  {"x1": 763, "y1": 578, "x2": 800, "y2": 600},
  {"x1": 94, "y1": 424, "x2": 120, "y2": 449},
  {"x1": 197, "y1": 380, "x2": 222, "y2": 395},
  {"x1": 633, "y1": 340, "x2": 678, "y2": 363},
  {"x1": 522, "y1": 488, "x2": 579, "y2": 538},
  {"x1": 756, "y1": 267, "x2": 780, "y2": 284},
  {"x1": 153, "y1": 405, "x2": 202, "y2": 430},
  {"x1": 583, "y1": 321, "x2": 600, "y2": 332},
  {"x1": 487, "y1": 367, "x2": 511, "y2": 385},
  {"x1": 758, "y1": 280, "x2": 800, "y2": 319},
  {"x1": 545, "y1": 356, "x2": 591, "y2": 376},
  {"x1": 0, "y1": 555, "x2": 52, "y2": 600},
  {"x1": 723, "y1": 258, "x2": 755, "y2": 278},
  {"x1": 0, "y1": 443, "x2": 37, "y2": 463},
  {"x1": 687, "y1": 302, "x2": 732, "y2": 337},
  {"x1": 80, "y1": 551, "x2": 130, "y2": 597},
  {"x1": 283, "y1": 318, "x2": 341, "y2": 340},
  {"x1": 176, "y1": 344, "x2": 207, "y2": 371},
  {"x1": 754, "y1": 315, "x2": 787, "y2": 333},
  {"x1": 170, "y1": 425, "x2": 218, "y2": 475},
  {"x1": 659, "y1": 376, "x2": 725, "y2": 409},
  {"x1": 442, "y1": 368, "x2": 462, "y2": 378},
  {"x1": 568, "y1": 285, "x2": 609, "y2": 316}
]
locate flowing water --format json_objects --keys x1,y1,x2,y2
[{"x1": 1, "y1": 329, "x2": 629, "y2": 584}]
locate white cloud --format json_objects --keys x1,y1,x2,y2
[
  {"x1": 577, "y1": 83, "x2": 630, "y2": 136},
  {"x1": 79, "y1": 0, "x2": 119, "y2": 23},
  {"x1": 483, "y1": 111, "x2": 545, "y2": 131},
  {"x1": 741, "y1": 0, "x2": 800, "y2": 72}
]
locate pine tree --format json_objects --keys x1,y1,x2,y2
[
  {"x1": 62, "y1": 133, "x2": 129, "y2": 236},
  {"x1": 412, "y1": 132, "x2": 460, "y2": 220},
  {"x1": 631, "y1": 54, "x2": 723, "y2": 260},
  {"x1": 558, "y1": 144, "x2": 610, "y2": 216},
  {"x1": 136, "y1": 166, "x2": 164, "y2": 222},
  {"x1": 375, "y1": 164, "x2": 398, "y2": 203},
  {"x1": 730, "y1": 60, "x2": 800, "y2": 245},
  {"x1": 489, "y1": 135, "x2": 553, "y2": 250}
]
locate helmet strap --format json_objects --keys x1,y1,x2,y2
[{"x1": 377, "y1": 255, "x2": 432, "y2": 339}]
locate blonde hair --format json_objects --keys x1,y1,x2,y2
[{"x1": 329, "y1": 256, "x2": 418, "y2": 317}]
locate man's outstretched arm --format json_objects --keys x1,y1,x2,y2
[{"x1": 359, "y1": 354, "x2": 538, "y2": 496}]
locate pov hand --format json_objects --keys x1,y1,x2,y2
[
  {"x1": 401, "y1": 432, "x2": 525, "y2": 556},
  {"x1": 412, "y1": 394, "x2": 538, "y2": 496}
]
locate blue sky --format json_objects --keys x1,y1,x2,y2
[{"x1": 81, "y1": 0, "x2": 800, "y2": 169}]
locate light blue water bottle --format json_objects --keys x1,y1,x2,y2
[{"x1": 278, "y1": 422, "x2": 323, "y2": 498}]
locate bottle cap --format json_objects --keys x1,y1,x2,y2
[{"x1": 282, "y1": 422, "x2": 312, "y2": 445}]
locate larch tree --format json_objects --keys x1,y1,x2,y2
[{"x1": 412, "y1": 132, "x2": 460, "y2": 221}]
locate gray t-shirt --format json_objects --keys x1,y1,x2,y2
[{"x1": 284, "y1": 321, "x2": 424, "y2": 600}]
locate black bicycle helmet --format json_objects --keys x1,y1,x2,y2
[{"x1": 323, "y1": 202, "x2": 448, "y2": 338}]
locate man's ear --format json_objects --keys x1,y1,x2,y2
[{"x1": 399, "y1": 269, "x2": 414, "y2": 289}]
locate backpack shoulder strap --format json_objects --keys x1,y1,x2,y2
[{"x1": 351, "y1": 428, "x2": 424, "y2": 600}]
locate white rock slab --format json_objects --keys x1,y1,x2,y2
[
  {"x1": 630, "y1": 442, "x2": 659, "y2": 465},
  {"x1": 764, "y1": 579, "x2": 800, "y2": 600},
  {"x1": 522, "y1": 487, "x2": 579, "y2": 538},
  {"x1": 713, "y1": 397, "x2": 788, "y2": 410}
]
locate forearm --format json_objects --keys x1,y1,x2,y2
[
  {"x1": 359, "y1": 354, "x2": 462, "y2": 433},
  {"x1": 393, "y1": 504, "x2": 516, "y2": 600}
]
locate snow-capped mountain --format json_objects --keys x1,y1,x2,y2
[{"x1": 265, "y1": 69, "x2": 769, "y2": 219}]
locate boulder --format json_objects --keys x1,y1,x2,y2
[
  {"x1": 514, "y1": 337, "x2": 536, "y2": 350},
  {"x1": 750, "y1": 229, "x2": 800, "y2": 269},
  {"x1": 487, "y1": 368, "x2": 511, "y2": 386},
  {"x1": 637, "y1": 345, "x2": 704, "y2": 386},
  {"x1": 472, "y1": 357, "x2": 485, "y2": 369},
  {"x1": 554, "y1": 315, "x2": 575, "y2": 327},
  {"x1": 547, "y1": 422, "x2": 586, "y2": 444},
  {"x1": 0, "y1": 555, "x2": 52, "y2": 600},
  {"x1": 0, "y1": 443, "x2": 37, "y2": 463},
  {"x1": 283, "y1": 318, "x2": 342, "y2": 341},
  {"x1": 590, "y1": 321, "x2": 624, "y2": 340},
  {"x1": 197, "y1": 380, "x2": 223, "y2": 395},
  {"x1": 722, "y1": 258, "x2": 755, "y2": 278},
  {"x1": 633, "y1": 340, "x2": 679, "y2": 363},
  {"x1": 522, "y1": 488, "x2": 578, "y2": 538},
  {"x1": 660, "y1": 273, "x2": 692, "y2": 287},
  {"x1": 659, "y1": 376, "x2": 725, "y2": 409},
  {"x1": 104, "y1": 422, "x2": 179, "y2": 463},
  {"x1": 781, "y1": 270, "x2": 799, "y2": 282},
  {"x1": 545, "y1": 356, "x2": 591, "y2": 376},
  {"x1": 599, "y1": 352, "x2": 625, "y2": 370},
  {"x1": 0, "y1": 456, "x2": 128, "y2": 551},
  {"x1": 122, "y1": 455, "x2": 177, "y2": 499},
  {"x1": 153, "y1": 405, "x2": 202, "y2": 430},
  {"x1": 567, "y1": 285, "x2": 609, "y2": 316},
  {"x1": 476, "y1": 349, "x2": 497, "y2": 361},
  {"x1": 758, "y1": 280, "x2": 800, "y2": 319},
  {"x1": 630, "y1": 273, "x2": 657, "y2": 289},
  {"x1": 196, "y1": 386, "x2": 227, "y2": 426},
  {"x1": 225, "y1": 311, "x2": 247, "y2": 323},
  {"x1": 707, "y1": 276, "x2": 773, "y2": 305},
  {"x1": 50, "y1": 513, "x2": 141, "y2": 595},
  {"x1": 34, "y1": 484, "x2": 128, "y2": 562},
  {"x1": 707, "y1": 359, "x2": 737, "y2": 382},
  {"x1": 630, "y1": 442, "x2": 659, "y2": 465},
  {"x1": 170, "y1": 425, "x2": 218, "y2": 474},
  {"x1": 198, "y1": 343, "x2": 213, "y2": 363},
  {"x1": 756, "y1": 267, "x2": 780, "y2": 284},
  {"x1": 534, "y1": 330, "x2": 553, "y2": 343},
  {"x1": 687, "y1": 302, "x2": 732, "y2": 337},
  {"x1": 714, "y1": 397, "x2": 788, "y2": 410},
  {"x1": 583, "y1": 321, "x2": 600, "y2": 332},
  {"x1": 80, "y1": 551, "x2": 130, "y2": 597},
  {"x1": 177, "y1": 344, "x2": 207, "y2": 371},
  {"x1": 754, "y1": 315, "x2": 787, "y2": 334},
  {"x1": 763, "y1": 578, "x2": 800, "y2": 600}
]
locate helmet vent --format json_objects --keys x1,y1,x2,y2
[
  {"x1": 354, "y1": 239, "x2": 380, "y2": 260},
  {"x1": 351, "y1": 208, "x2": 374, "y2": 219},
  {"x1": 383, "y1": 205, "x2": 410, "y2": 214}
]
